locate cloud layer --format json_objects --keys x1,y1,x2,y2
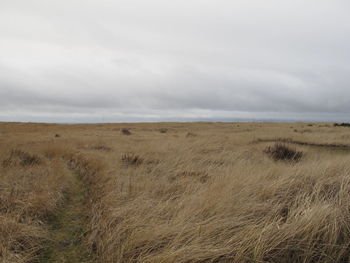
[{"x1": 1, "y1": 0, "x2": 350, "y2": 122}]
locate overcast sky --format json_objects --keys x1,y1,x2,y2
[{"x1": 1, "y1": 0, "x2": 350, "y2": 122}]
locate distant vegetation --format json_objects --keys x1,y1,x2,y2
[
  {"x1": 121, "y1": 128, "x2": 131, "y2": 135},
  {"x1": 158, "y1": 128, "x2": 168, "y2": 133},
  {"x1": 334, "y1": 122, "x2": 350, "y2": 127}
]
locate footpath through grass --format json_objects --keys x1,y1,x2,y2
[{"x1": 38, "y1": 170, "x2": 91, "y2": 263}]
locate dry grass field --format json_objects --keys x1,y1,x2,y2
[{"x1": 1, "y1": 122, "x2": 350, "y2": 263}]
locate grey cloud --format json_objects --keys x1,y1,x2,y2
[{"x1": 1, "y1": 0, "x2": 350, "y2": 122}]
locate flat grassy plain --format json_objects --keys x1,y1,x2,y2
[{"x1": 1, "y1": 122, "x2": 350, "y2": 263}]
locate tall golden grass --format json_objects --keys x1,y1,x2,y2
[
  {"x1": 1, "y1": 122, "x2": 350, "y2": 262},
  {"x1": 0, "y1": 144, "x2": 69, "y2": 262}
]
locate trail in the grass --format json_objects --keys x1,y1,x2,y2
[{"x1": 38, "y1": 170, "x2": 91, "y2": 263}]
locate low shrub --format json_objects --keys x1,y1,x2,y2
[
  {"x1": 121, "y1": 128, "x2": 131, "y2": 135},
  {"x1": 264, "y1": 143, "x2": 303, "y2": 162},
  {"x1": 158, "y1": 128, "x2": 168, "y2": 133}
]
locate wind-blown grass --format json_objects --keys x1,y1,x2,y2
[{"x1": 2, "y1": 121, "x2": 350, "y2": 262}]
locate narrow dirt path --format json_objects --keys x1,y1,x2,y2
[{"x1": 38, "y1": 170, "x2": 91, "y2": 263}]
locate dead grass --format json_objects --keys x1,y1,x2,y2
[
  {"x1": 2, "y1": 122, "x2": 350, "y2": 263},
  {"x1": 121, "y1": 153, "x2": 144, "y2": 166},
  {"x1": 0, "y1": 147, "x2": 68, "y2": 262},
  {"x1": 186, "y1": 132, "x2": 197, "y2": 137},
  {"x1": 2, "y1": 149, "x2": 41, "y2": 167},
  {"x1": 90, "y1": 144, "x2": 112, "y2": 152}
]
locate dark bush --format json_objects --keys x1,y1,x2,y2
[
  {"x1": 55, "y1": 134, "x2": 60, "y2": 138},
  {"x1": 158, "y1": 128, "x2": 168, "y2": 133},
  {"x1": 121, "y1": 128, "x2": 131, "y2": 135},
  {"x1": 264, "y1": 143, "x2": 303, "y2": 162},
  {"x1": 334, "y1": 123, "x2": 350, "y2": 127}
]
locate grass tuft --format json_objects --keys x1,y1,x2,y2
[
  {"x1": 158, "y1": 128, "x2": 168, "y2": 133},
  {"x1": 121, "y1": 153, "x2": 143, "y2": 166},
  {"x1": 121, "y1": 128, "x2": 131, "y2": 135},
  {"x1": 186, "y1": 132, "x2": 197, "y2": 137},
  {"x1": 90, "y1": 144, "x2": 112, "y2": 152},
  {"x1": 264, "y1": 143, "x2": 303, "y2": 162},
  {"x1": 3, "y1": 149, "x2": 41, "y2": 167}
]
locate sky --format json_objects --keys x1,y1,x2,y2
[{"x1": 1, "y1": 0, "x2": 350, "y2": 123}]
